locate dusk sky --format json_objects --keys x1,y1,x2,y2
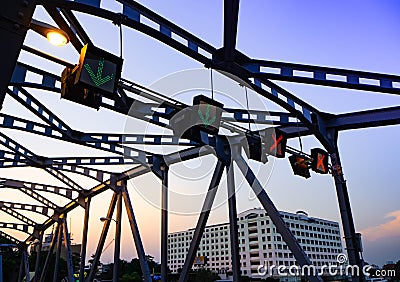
[{"x1": 0, "y1": 0, "x2": 399, "y2": 268}]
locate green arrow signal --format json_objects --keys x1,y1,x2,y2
[
  {"x1": 84, "y1": 58, "x2": 114, "y2": 87},
  {"x1": 198, "y1": 104, "x2": 216, "y2": 128}
]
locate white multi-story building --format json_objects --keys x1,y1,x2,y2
[{"x1": 167, "y1": 208, "x2": 343, "y2": 278}]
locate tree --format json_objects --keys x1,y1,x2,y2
[
  {"x1": 0, "y1": 238, "x2": 20, "y2": 282},
  {"x1": 189, "y1": 268, "x2": 220, "y2": 282}
]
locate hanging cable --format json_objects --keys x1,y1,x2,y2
[
  {"x1": 296, "y1": 115, "x2": 303, "y2": 152},
  {"x1": 210, "y1": 68, "x2": 214, "y2": 100},
  {"x1": 119, "y1": 23, "x2": 123, "y2": 59},
  {"x1": 113, "y1": 14, "x2": 124, "y2": 59},
  {"x1": 244, "y1": 87, "x2": 251, "y2": 131}
]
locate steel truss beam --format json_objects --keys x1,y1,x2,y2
[
  {"x1": 226, "y1": 163, "x2": 241, "y2": 282},
  {"x1": 0, "y1": 206, "x2": 38, "y2": 227},
  {"x1": 0, "y1": 222, "x2": 31, "y2": 234},
  {"x1": 0, "y1": 201, "x2": 53, "y2": 218},
  {"x1": 41, "y1": 222, "x2": 60, "y2": 282},
  {"x1": 246, "y1": 60, "x2": 400, "y2": 95},
  {"x1": 179, "y1": 160, "x2": 225, "y2": 282},
  {"x1": 1, "y1": 178, "x2": 75, "y2": 200},
  {"x1": 223, "y1": 0, "x2": 240, "y2": 61},
  {"x1": 235, "y1": 153, "x2": 322, "y2": 282},
  {"x1": 0, "y1": 230, "x2": 20, "y2": 244}
]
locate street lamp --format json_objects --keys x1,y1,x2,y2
[
  {"x1": 29, "y1": 19, "x2": 70, "y2": 46},
  {"x1": 100, "y1": 217, "x2": 118, "y2": 224}
]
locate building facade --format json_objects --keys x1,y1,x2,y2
[{"x1": 167, "y1": 208, "x2": 343, "y2": 278}]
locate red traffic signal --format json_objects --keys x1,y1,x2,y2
[
  {"x1": 289, "y1": 155, "x2": 311, "y2": 179},
  {"x1": 311, "y1": 148, "x2": 329, "y2": 174},
  {"x1": 263, "y1": 128, "x2": 287, "y2": 158}
]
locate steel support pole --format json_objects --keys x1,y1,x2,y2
[
  {"x1": 178, "y1": 160, "x2": 225, "y2": 282},
  {"x1": 0, "y1": 254, "x2": 2, "y2": 282},
  {"x1": 34, "y1": 231, "x2": 44, "y2": 282},
  {"x1": 161, "y1": 165, "x2": 168, "y2": 282},
  {"x1": 17, "y1": 253, "x2": 24, "y2": 282},
  {"x1": 63, "y1": 218, "x2": 75, "y2": 282},
  {"x1": 87, "y1": 192, "x2": 118, "y2": 282},
  {"x1": 328, "y1": 130, "x2": 364, "y2": 282},
  {"x1": 41, "y1": 223, "x2": 60, "y2": 282},
  {"x1": 23, "y1": 248, "x2": 30, "y2": 282},
  {"x1": 0, "y1": 1, "x2": 36, "y2": 109},
  {"x1": 226, "y1": 164, "x2": 241, "y2": 281},
  {"x1": 79, "y1": 197, "x2": 91, "y2": 282},
  {"x1": 53, "y1": 222, "x2": 64, "y2": 282},
  {"x1": 113, "y1": 192, "x2": 123, "y2": 282},
  {"x1": 122, "y1": 183, "x2": 152, "y2": 282},
  {"x1": 235, "y1": 155, "x2": 322, "y2": 282}
]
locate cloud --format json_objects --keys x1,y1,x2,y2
[{"x1": 361, "y1": 210, "x2": 400, "y2": 241}]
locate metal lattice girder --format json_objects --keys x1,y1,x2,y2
[
  {"x1": 47, "y1": 164, "x2": 113, "y2": 184},
  {"x1": 0, "y1": 150, "x2": 29, "y2": 168},
  {"x1": 0, "y1": 230, "x2": 21, "y2": 244},
  {"x1": 0, "y1": 201, "x2": 52, "y2": 217},
  {"x1": 7, "y1": 87, "x2": 72, "y2": 136},
  {"x1": 11, "y1": 60, "x2": 302, "y2": 130},
  {"x1": 48, "y1": 156, "x2": 140, "y2": 166},
  {"x1": 0, "y1": 113, "x2": 148, "y2": 163},
  {"x1": 0, "y1": 205, "x2": 38, "y2": 226},
  {"x1": 324, "y1": 106, "x2": 400, "y2": 131},
  {"x1": 25, "y1": 146, "x2": 212, "y2": 243},
  {"x1": 2, "y1": 178, "x2": 74, "y2": 201},
  {"x1": 34, "y1": 1, "x2": 400, "y2": 139},
  {"x1": 59, "y1": 8, "x2": 92, "y2": 45},
  {"x1": 0, "y1": 132, "x2": 35, "y2": 160},
  {"x1": 0, "y1": 222, "x2": 31, "y2": 234},
  {"x1": 44, "y1": 167, "x2": 83, "y2": 191},
  {"x1": 245, "y1": 60, "x2": 400, "y2": 95},
  {"x1": 16, "y1": 187, "x2": 59, "y2": 210}
]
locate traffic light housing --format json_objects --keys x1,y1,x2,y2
[
  {"x1": 61, "y1": 44, "x2": 123, "y2": 109},
  {"x1": 310, "y1": 148, "x2": 329, "y2": 174},
  {"x1": 263, "y1": 127, "x2": 287, "y2": 158},
  {"x1": 170, "y1": 95, "x2": 224, "y2": 143},
  {"x1": 289, "y1": 155, "x2": 311, "y2": 179},
  {"x1": 74, "y1": 44, "x2": 123, "y2": 95},
  {"x1": 192, "y1": 95, "x2": 223, "y2": 135},
  {"x1": 242, "y1": 132, "x2": 267, "y2": 163},
  {"x1": 61, "y1": 65, "x2": 101, "y2": 109}
]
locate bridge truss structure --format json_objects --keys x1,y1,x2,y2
[{"x1": 0, "y1": 0, "x2": 399, "y2": 282}]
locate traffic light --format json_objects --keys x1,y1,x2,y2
[
  {"x1": 170, "y1": 107, "x2": 201, "y2": 142},
  {"x1": 74, "y1": 44, "x2": 123, "y2": 95},
  {"x1": 61, "y1": 65, "x2": 101, "y2": 109},
  {"x1": 192, "y1": 95, "x2": 223, "y2": 135},
  {"x1": 263, "y1": 127, "x2": 287, "y2": 158},
  {"x1": 170, "y1": 95, "x2": 223, "y2": 143},
  {"x1": 61, "y1": 44, "x2": 123, "y2": 109},
  {"x1": 310, "y1": 148, "x2": 329, "y2": 174},
  {"x1": 289, "y1": 155, "x2": 311, "y2": 179},
  {"x1": 242, "y1": 132, "x2": 267, "y2": 163}
]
